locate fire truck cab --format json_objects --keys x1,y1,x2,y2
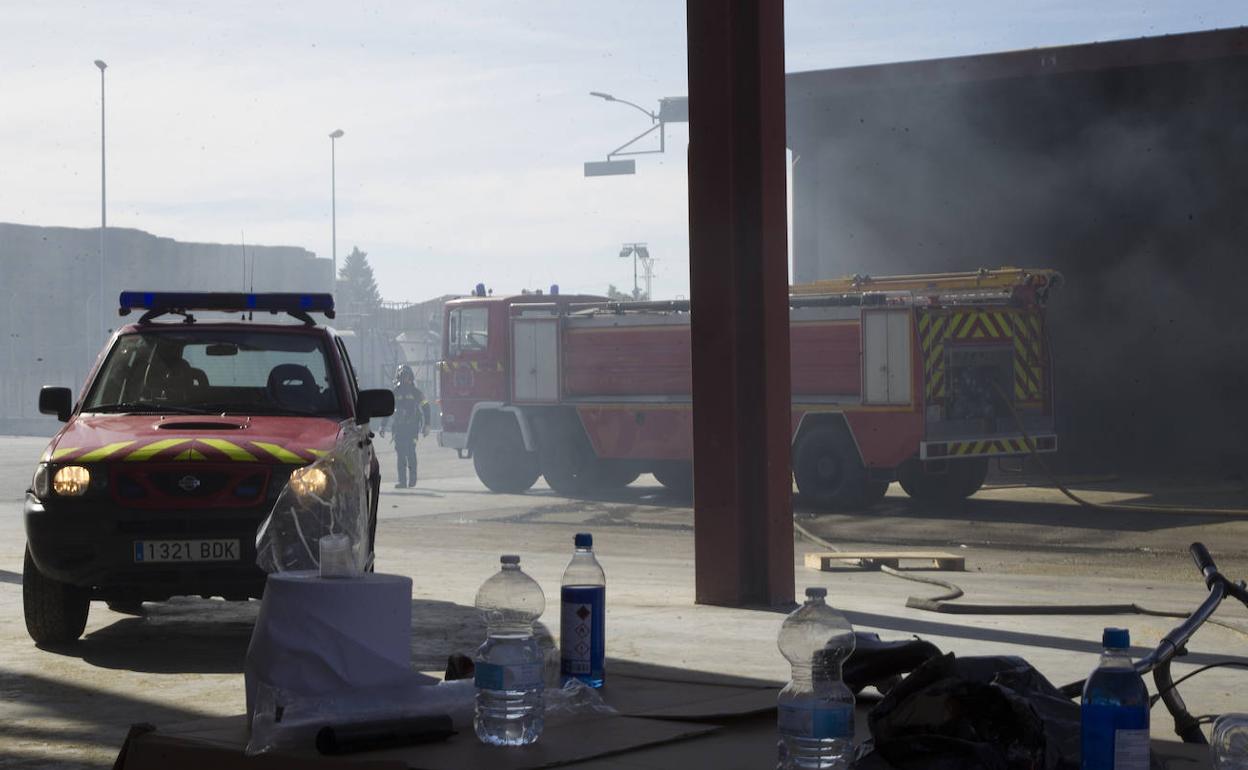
[
  {"x1": 438, "y1": 270, "x2": 1060, "y2": 508},
  {"x1": 23, "y1": 292, "x2": 395, "y2": 644}
]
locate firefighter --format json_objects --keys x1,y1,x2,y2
[{"x1": 387, "y1": 364, "x2": 431, "y2": 488}]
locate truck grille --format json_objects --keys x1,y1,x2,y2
[{"x1": 110, "y1": 464, "x2": 271, "y2": 509}]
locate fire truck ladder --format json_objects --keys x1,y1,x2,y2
[{"x1": 792, "y1": 267, "x2": 1062, "y2": 305}]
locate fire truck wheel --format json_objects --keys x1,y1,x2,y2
[
  {"x1": 537, "y1": 417, "x2": 599, "y2": 497},
  {"x1": 793, "y1": 425, "x2": 871, "y2": 510},
  {"x1": 593, "y1": 462, "x2": 641, "y2": 490},
  {"x1": 898, "y1": 458, "x2": 988, "y2": 503},
  {"x1": 862, "y1": 481, "x2": 890, "y2": 506},
  {"x1": 23, "y1": 547, "x2": 90, "y2": 645},
  {"x1": 472, "y1": 423, "x2": 541, "y2": 493},
  {"x1": 653, "y1": 461, "x2": 694, "y2": 499}
]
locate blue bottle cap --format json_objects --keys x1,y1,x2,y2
[
  {"x1": 1102, "y1": 627, "x2": 1130, "y2": 649},
  {"x1": 575, "y1": 533, "x2": 593, "y2": 548}
]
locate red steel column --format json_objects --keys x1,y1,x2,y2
[{"x1": 686, "y1": 0, "x2": 794, "y2": 606}]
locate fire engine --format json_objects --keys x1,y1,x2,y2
[{"x1": 438, "y1": 269, "x2": 1060, "y2": 508}]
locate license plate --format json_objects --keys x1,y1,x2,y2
[{"x1": 133, "y1": 539, "x2": 240, "y2": 563}]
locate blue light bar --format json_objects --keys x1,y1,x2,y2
[{"x1": 119, "y1": 291, "x2": 335, "y2": 318}]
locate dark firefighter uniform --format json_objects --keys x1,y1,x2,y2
[{"x1": 389, "y1": 365, "x2": 431, "y2": 488}]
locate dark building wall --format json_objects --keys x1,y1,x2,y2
[
  {"x1": 0, "y1": 223, "x2": 330, "y2": 433},
  {"x1": 787, "y1": 29, "x2": 1248, "y2": 473}
]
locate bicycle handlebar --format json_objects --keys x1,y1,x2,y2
[{"x1": 1190, "y1": 542, "x2": 1216, "y2": 582}]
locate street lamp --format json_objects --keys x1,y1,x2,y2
[
  {"x1": 619, "y1": 243, "x2": 653, "y2": 299},
  {"x1": 95, "y1": 59, "x2": 107, "y2": 334},
  {"x1": 329, "y1": 128, "x2": 344, "y2": 286},
  {"x1": 584, "y1": 92, "x2": 688, "y2": 177}
]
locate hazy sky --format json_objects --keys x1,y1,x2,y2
[{"x1": 2, "y1": 1, "x2": 1243, "y2": 301}]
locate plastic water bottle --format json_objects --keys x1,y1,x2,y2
[
  {"x1": 1212, "y1": 714, "x2": 1248, "y2": 768},
  {"x1": 561, "y1": 532, "x2": 606, "y2": 688},
  {"x1": 473, "y1": 554, "x2": 546, "y2": 746},
  {"x1": 1081, "y1": 627, "x2": 1149, "y2": 770},
  {"x1": 777, "y1": 587, "x2": 856, "y2": 769}
]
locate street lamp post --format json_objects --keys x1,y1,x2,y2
[
  {"x1": 619, "y1": 243, "x2": 651, "y2": 299},
  {"x1": 329, "y1": 128, "x2": 344, "y2": 286},
  {"x1": 95, "y1": 59, "x2": 107, "y2": 334},
  {"x1": 584, "y1": 92, "x2": 688, "y2": 177}
]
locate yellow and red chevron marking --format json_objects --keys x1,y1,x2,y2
[
  {"x1": 918, "y1": 309, "x2": 1046, "y2": 404},
  {"x1": 51, "y1": 438, "x2": 322, "y2": 464}
]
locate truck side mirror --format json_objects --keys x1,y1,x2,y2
[
  {"x1": 355, "y1": 389, "x2": 395, "y2": 425},
  {"x1": 39, "y1": 387, "x2": 73, "y2": 422}
]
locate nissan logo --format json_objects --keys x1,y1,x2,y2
[{"x1": 178, "y1": 475, "x2": 202, "y2": 492}]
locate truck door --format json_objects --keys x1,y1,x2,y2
[
  {"x1": 441, "y1": 304, "x2": 505, "y2": 435},
  {"x1": 511, "y1": 318, "x2": 560, "y2": 403},
  {"x1": 861, "y1": 309, "x2": 913, "y2": 405}
]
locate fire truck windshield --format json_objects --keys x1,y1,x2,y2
[{"x1": 82, "y1": 329, "x2": 342, "y2": 417}]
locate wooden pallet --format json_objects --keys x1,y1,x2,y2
[{"x1": 804, "y1": 550, "x2": 966, "y2": 572}]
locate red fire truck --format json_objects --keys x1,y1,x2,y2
[{"x1": 438, "y1": 269, "x2": 1060, "y2": 509}]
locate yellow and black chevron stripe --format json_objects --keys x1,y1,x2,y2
[
  {"x1": 917, "y1": 309, "x2": 1045, "y2": 405},
  {"x1": 947, "y1": 437, "x2": 1035, "y2": 456},
  {"x1": 47, "y1": 438, "x2": 324, "y2": 465}
]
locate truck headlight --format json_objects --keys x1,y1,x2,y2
[
  {"x1": 52, "y1": 465, "x2": 91, "y2": 496},
  {"x1": 288, "y1": 465, "x2": 329, "y2": 497},
  {"x1": 32, "y1": 464, "x2": 51, "y2": 498}
]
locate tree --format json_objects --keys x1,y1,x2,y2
[
  {"x1": 606, "y1": 283, "x2": 649, "y2": 301},
  {"x1": 338, "y1": 246, "x2": 382, "y2": 315}
]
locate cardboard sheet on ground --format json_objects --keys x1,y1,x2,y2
[
  {"x1": 114, "y1": 713, "x2": 717, "y2": 770},
  {"x1": 600, "y1": 670, "x2": 778, "y2": 721}
]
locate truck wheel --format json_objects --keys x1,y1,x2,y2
[
  {"x1": 793, "y1": 425, "x2": 872, "y2": 510},
  {"x1": 537, "y1": 412, "x2": 603, "y2": 497},
  {"x1": 652, "y1": 461, "x2": 694, "y2": 499},
  {"x1": 862, "y1": 480, "x2": 891, "y2": 506},
  {"x1": 898, "y1": 458, "x2": 988, "y2": 504},
  {"x1": 23, "y1": 547, "x2": 89, "y2": 645},
  {"x1": 589, "y1": 461, "x2": 640, "y2": 491},
  {"x1": 472, "y1": 418, "x2": 540, "y2": 493}
]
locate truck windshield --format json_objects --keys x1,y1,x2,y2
[{"x1": 82, "y1": 330, "x2": 342, "y2": 417}]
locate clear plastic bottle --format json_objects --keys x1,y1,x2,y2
[
  {"x1": 777, "y1": 587, "x2": 856, "y2": 770},
  {"x1": 1081, "y1": 627, "x2": 1149, "y2": 770},
  {"x1": 473, "y1": 554, "x2": 546, "y2": 746},
  {"x1": 561, "y1": 532, "x2": 606, "y2": 688},
  {"x1": 1212, "y1": 713, "x2": 1248, "y2": 769}
]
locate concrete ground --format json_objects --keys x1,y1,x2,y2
[{"x1": 2, "y1": 433, "x2": 1248, "y2": 767}]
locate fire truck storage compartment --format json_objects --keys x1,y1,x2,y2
[
  {"x1": 946, "y1": 346, "x2": 1013, "y2": 422},
  {"x1": 861, "y1": 309, "x2": 912, "y2": 405},
  {"x1": 512, "y1": 317, "x2": 559, "y2": 402}
]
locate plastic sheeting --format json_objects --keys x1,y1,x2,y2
[{"x1": 255, "y1": 420, "x2": 372, "y2": 575}]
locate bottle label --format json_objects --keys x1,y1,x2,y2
[
  {"x1": 474, "y1": 662, "x2": 544, "y2": 691},
  {"x1": 1081, "y1": 703, "x2": 1149, "y2": 770},
  {"x1": 1114, "y1": 730, "x2": 1149, "y2": 769},
  {"x1": 777, "y1": 703, "x2": 853, "y2": 740},
  {"x1": 561, "y1": 585, "x2": 605, "y2": 678}
]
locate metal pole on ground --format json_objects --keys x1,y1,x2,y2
[
  {"x1": 329, "y1": 129, "x2": 344, "y2": 286},
  {"x1": 95, "y1": 59, "x2": 107, "y2": 336}
]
